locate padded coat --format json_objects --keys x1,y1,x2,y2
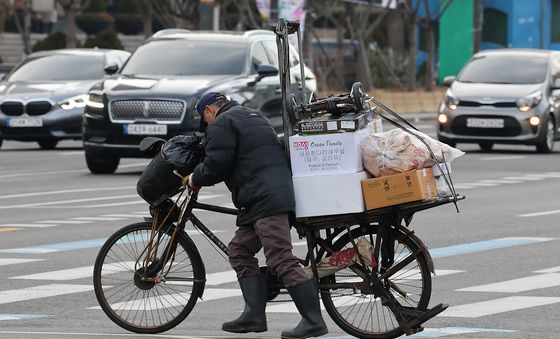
[{"x1": 191, "y1": 102, "x2": 295, "y2": 226}]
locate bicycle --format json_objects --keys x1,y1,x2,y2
[{"x1": 93, "y1": 174, "x2": 464, "y2": 338}]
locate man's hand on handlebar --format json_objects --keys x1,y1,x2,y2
[{"x1": 182, "y1": 174, "x2": 201, "y2": 192}]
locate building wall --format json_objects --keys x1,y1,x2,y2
[{"x1": 438, "y1": 0, "x2": 473, "y2": 82}]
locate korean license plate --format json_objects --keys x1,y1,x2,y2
[
  {"x1": 7, "y1": 118, "x2": 43, "y2": 127},
  {"x1": 466, "y1": 118, "x2": 505, "y2": 128},
  {"x1": 124, "y1": 124, "x2": 167, "y2": 135}
]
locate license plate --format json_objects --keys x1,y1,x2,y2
[
  {"x1": 466, "y1": 118, "x2": 504, "y2": 128},
  {"x1": 7, "y1": 118, "x2": 43, "y2": 127},
  {"x1": 124, "y1": 124, "x2": 167, "y2": 135}
]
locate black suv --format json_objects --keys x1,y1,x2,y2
[{"x1": 83, "y1": 29, "x2": 316, "y2": 174}]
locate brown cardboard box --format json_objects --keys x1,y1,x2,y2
[{"x1": 361, "y1": 168, "x2": 438, "y2": 210}]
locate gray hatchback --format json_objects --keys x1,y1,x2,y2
[{"x1": 437, "y1": 49, "x2": 560, "y2": 153}]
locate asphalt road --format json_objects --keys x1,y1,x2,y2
[{"x1": 0, "y1": 123, "x2": 559, "y2": 339}]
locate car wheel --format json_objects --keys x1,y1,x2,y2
[
  {"x1": 38, "y1": 139, "x2": 58, "y2": 150},
  {"x1": 536, "y1": 116, "x2": 556, "y2": 153},
  {"x1": 478, "y1": 142, "x2": 494, "y2": 151},
  {"x1": 85, "y1": 152, "x2": 120, "y2": 174}
]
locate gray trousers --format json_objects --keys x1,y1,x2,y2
[{"x1": 228, "y1": 213, "x2": 309, "y2": 288}]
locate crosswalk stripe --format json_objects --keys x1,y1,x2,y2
[
  {"x1": 0, "y1": 259, "x2": 44, "y2": 267},
  {"x1": 101, "y1": 214, "x2": 144, "y2": 218},
  {"x1": 10, "y1": 262, "x2": 133, "y2": 281},
  {"x1": 34, "y1": 220, "x2": 92, "y2": 224},
  {"x1": 0, "y1": 284, "x2": 93, "y2": 305},
  {"x1": 0, "y1": 223, "x2": 57, "y2": 228},
  {"x1": 0, "y1": 195, "x2": 138, "y2": 210},
  {"x1": 517, "y1": 209, "x2": 560, "y2": 217},
  {"x1": 69, "y1": 217, "x2": 127, "y2": 221},
  {"x1": 525, "y1": 173, "x2": 560, "y2": 178},
  {"x1": 533, "y1": 266, "x2": 560, "y2": 274},
  {"x1": 503, "y1": 176, "x2": 544, "y2": 181},
  {"x1": 206, "y1": 270, "x2": 238, "y2": 286},
  {"x1": 456, "y1": 273, "x2": 560, "y2": 293},
  {"x1": 86, "y1": 288, "x2": 242, "y2": 310},
  {"x1": 439, "y1": 296, "x2": 560, "y2": 318},
  {"x1": 479, "y1": 180, "x2": 522, "y2": 184},
  {"x1": 461, "y1": 182, "x2": 499, "y2": 187}
]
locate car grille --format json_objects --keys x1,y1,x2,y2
[
  {"x1": 451, "y1": 115, "x2": 522, "y2": 137},
  {"x1": 459, "y1": 100, "x2": 517, "y2": 108},
  {"x1": 1, "y1": 101, "x2": 24, "y2": 116},
  {"x1": 0, "y1": 100, "x2": 53, "y2": 116},
  {"x1": 26, "y1": 101, "x2": 53, "y2": 115},
  {"x1": 109, "y1": 100, "x2": 185, "y2": 122}
]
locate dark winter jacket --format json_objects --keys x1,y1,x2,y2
[{"x1": 191, "y1": 101, "x2": 295, "y2": 226}]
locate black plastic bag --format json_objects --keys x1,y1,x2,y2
[{"x1": 137, "y1": 135, "x2": 205, "y2": 206}]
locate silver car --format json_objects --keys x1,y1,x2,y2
[{"x1": 437, "y1": 49, "x2": 560, "y2": 153}]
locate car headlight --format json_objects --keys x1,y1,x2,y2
[
  {"x1": 444, "y1": 89, "x2": 459, "y2": 110},
  {"x1": 516, "y1": 91, "x2": 542, "y2": 112},
  {"x1": 86, "y1": 93, "x2": 105, "y2": 109},
  {"x1": 59, "y1": 94, "x2": 89, "y2": 110}
]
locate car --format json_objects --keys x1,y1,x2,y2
[
  {"x1": 82, "y1": 29, "x2": 316, "y2": 174},
  {"x1": 437, "y1": 48, "x2": 560, "y2": 153},
  {"x1": 0, "y1": 49, "x2": 131, "y2": 150}
]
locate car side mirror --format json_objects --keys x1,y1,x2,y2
[
  {"x1": 552, "y1": 77, "x2": 560, "y2": 89},
  {"x1": 443, "y1": 76, "x2": 456, "y2": 86},
  {"x1": 248, "y1": 65, "x2": 279, "y2": 86},
  {"x1": 104, "y1": 63, "x2": 119, "y2": 75}
]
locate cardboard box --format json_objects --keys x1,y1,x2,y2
[
  {"x1": 361, "y1": 168, "x2": 438, "y2": 210},
  {"x1": 298, "y1": 112, "x2": 369, "y2": 134},
  {"x1": 293, "y1": 171, "x2": 369, "y2": 218},
  {"x1": 289, "y1": 130, "x2": 367, "y2": 177}
]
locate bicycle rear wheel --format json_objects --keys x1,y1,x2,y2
[
  {"x1": 93, "y1": 221, "x2": 204, "y2": 333},
  {"x1": 319, "y1": 225, "x2": 431, "y2": 339}
]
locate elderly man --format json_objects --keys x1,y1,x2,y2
[{"x1": 188, "y1": 92, "x2": 327, "y2": 339}]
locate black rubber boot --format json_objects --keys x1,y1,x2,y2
[
  {"x1": 222, "y1": 275, "x2": 267, "y2": 333},
  {"x1": 281, "y1": 280, "x2": 328, "y2": 339}
]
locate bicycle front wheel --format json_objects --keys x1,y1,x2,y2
[
  {"x1": 93, "y1": 221, "x2": 204, "y2": 333},
  {"x1": 319, "y1": 225, "x2": 431, "y2": 339}
]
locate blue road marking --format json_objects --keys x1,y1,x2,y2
[
  {"x1": 0, "y1": 230, "x2": 223, "y2": 254},
  {"x1": 430, "y1": 237, "x2": 553, "y2": 258},
  {"x1": 325, "y1": 327, "x2": 515, "y2": 338},
  {"x1": 0, "y1": 314, "x2": 50, "y2": 321}
]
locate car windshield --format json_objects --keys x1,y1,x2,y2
[
  {"x1": 458, "y1": 54, "x2": 548, "y2": 84},
  {"x1": 121, "y1": 39, "x2": 247, "y2": 76},
  {"x1": 8, "y1": 54, "x2": 104, "y2": 81}
]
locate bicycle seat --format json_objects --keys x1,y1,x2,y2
[{"x1": 139, "y1": 137, "x2": 166, "y2": 157}]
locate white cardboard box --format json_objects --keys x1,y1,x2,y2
[
  {"x1": 293, "y1": 171, "x2": 369, "y2": 218},
  {"x1": 289, "y1": 131, "x2": 367, "y2": 177}
]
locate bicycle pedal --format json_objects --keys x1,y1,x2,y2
[{"x1": 406, "y1": 303, "x2": 448, "y2": 329}]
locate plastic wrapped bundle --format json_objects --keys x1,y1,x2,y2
[
  {"x1": 361, "y1": 129, "x2": 464, "y2": 177},
  {"x1": 137, "y1": 135, "x2": 205, "y2": 206}
]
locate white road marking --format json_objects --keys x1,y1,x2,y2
[
  {"x1": 205, "y1": 270, "x2": 238, "y2": 286},
  {"x1": 34, "y1": 220, "x2": 92, "y2": 224},
  {"x1": 517, "y1": 209, "x2": 560, "y2": 217},
  {"x1": 479, "y1": 156, "x2": 527, "y2": 161},
  {"x1": 58, "y1": 151, "x2": 84, "y2": 155},
  {"x1": 86, "y1": 288, "x2": 242, "y2": 310},
  {"x1": 101, "y1": 214, "x2": 145, "y2": 218},
  {"x1": 0, "y1": 258, "x2": 44, "y2": 267},
  {"x1": 479, "y1": 179, "x2": 522, "y2": 184},
  {"x1": 0, "y1": 186, "x2": 134, "y2": 200},
  {"x1": 1, "y1": 223, "x2": 57, "y2": 228},
  {"x1": 525, "y1": 173, "x2": 560, "y2": 178},
  {"x1": 439, "y1": 296, "x2": 560, "y2": 318},
  {"x1": 68, "y1": 200, "x2": 146, "y2": 208},
  {"x1": 456, "y1": 273, "x2": 560, "y2": 293},
  {"x1": 69, "y1": 217, "x2": 127, "y2": 221},
  {"x1": 0, "y1": 331, "x2": 202, "y2": 338},
  {"x1": 503, "y1": 176, "x2": 544, "y2": 181},
  {"x1": 0, "y1": 284, "x2": 94, "y2": 305},
  {"x1": 0, "y1": 169, "x2": 86, "y2": 179},
  {"x1": 534, "y1": 266, "x2": 560, "y2": 274},
  {"x1": 0, "y1": 195, "x2": 139, "y2": 209},
  {"x1": 457, "y1": 182, "x2": 499, "y2": 187},
  {"x1": 10, "y1": 263, "x2": 133, "y2": 281}
]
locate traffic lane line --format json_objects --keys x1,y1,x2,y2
[
  {"x1": 0, "y1": 258, "x2": 44, "y2": 266},
  {"x1": 0, "y1": 331, "x2": 203, "y2": 338},
  {"x1": 0, "y1": 186, "x2": 135, "y2": 200},
  {"x1": 0, "y1": 284, "x2": 93, "y2": 305},
  {"x1": 439, "y1": 296, "x2": 560, "y2": 318},
  {"x1": 518, "y1": 209, "x2": 560, "y2": 217},
  {"x1": 430, "y1": 237, "x2": 555, "y2": 258},
  {"x1": 456, "y1": 273, "x2": 560, "y2": 293},
  {"x1": 0, "y1": 314, "x2": 50, "y2": 321}
]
